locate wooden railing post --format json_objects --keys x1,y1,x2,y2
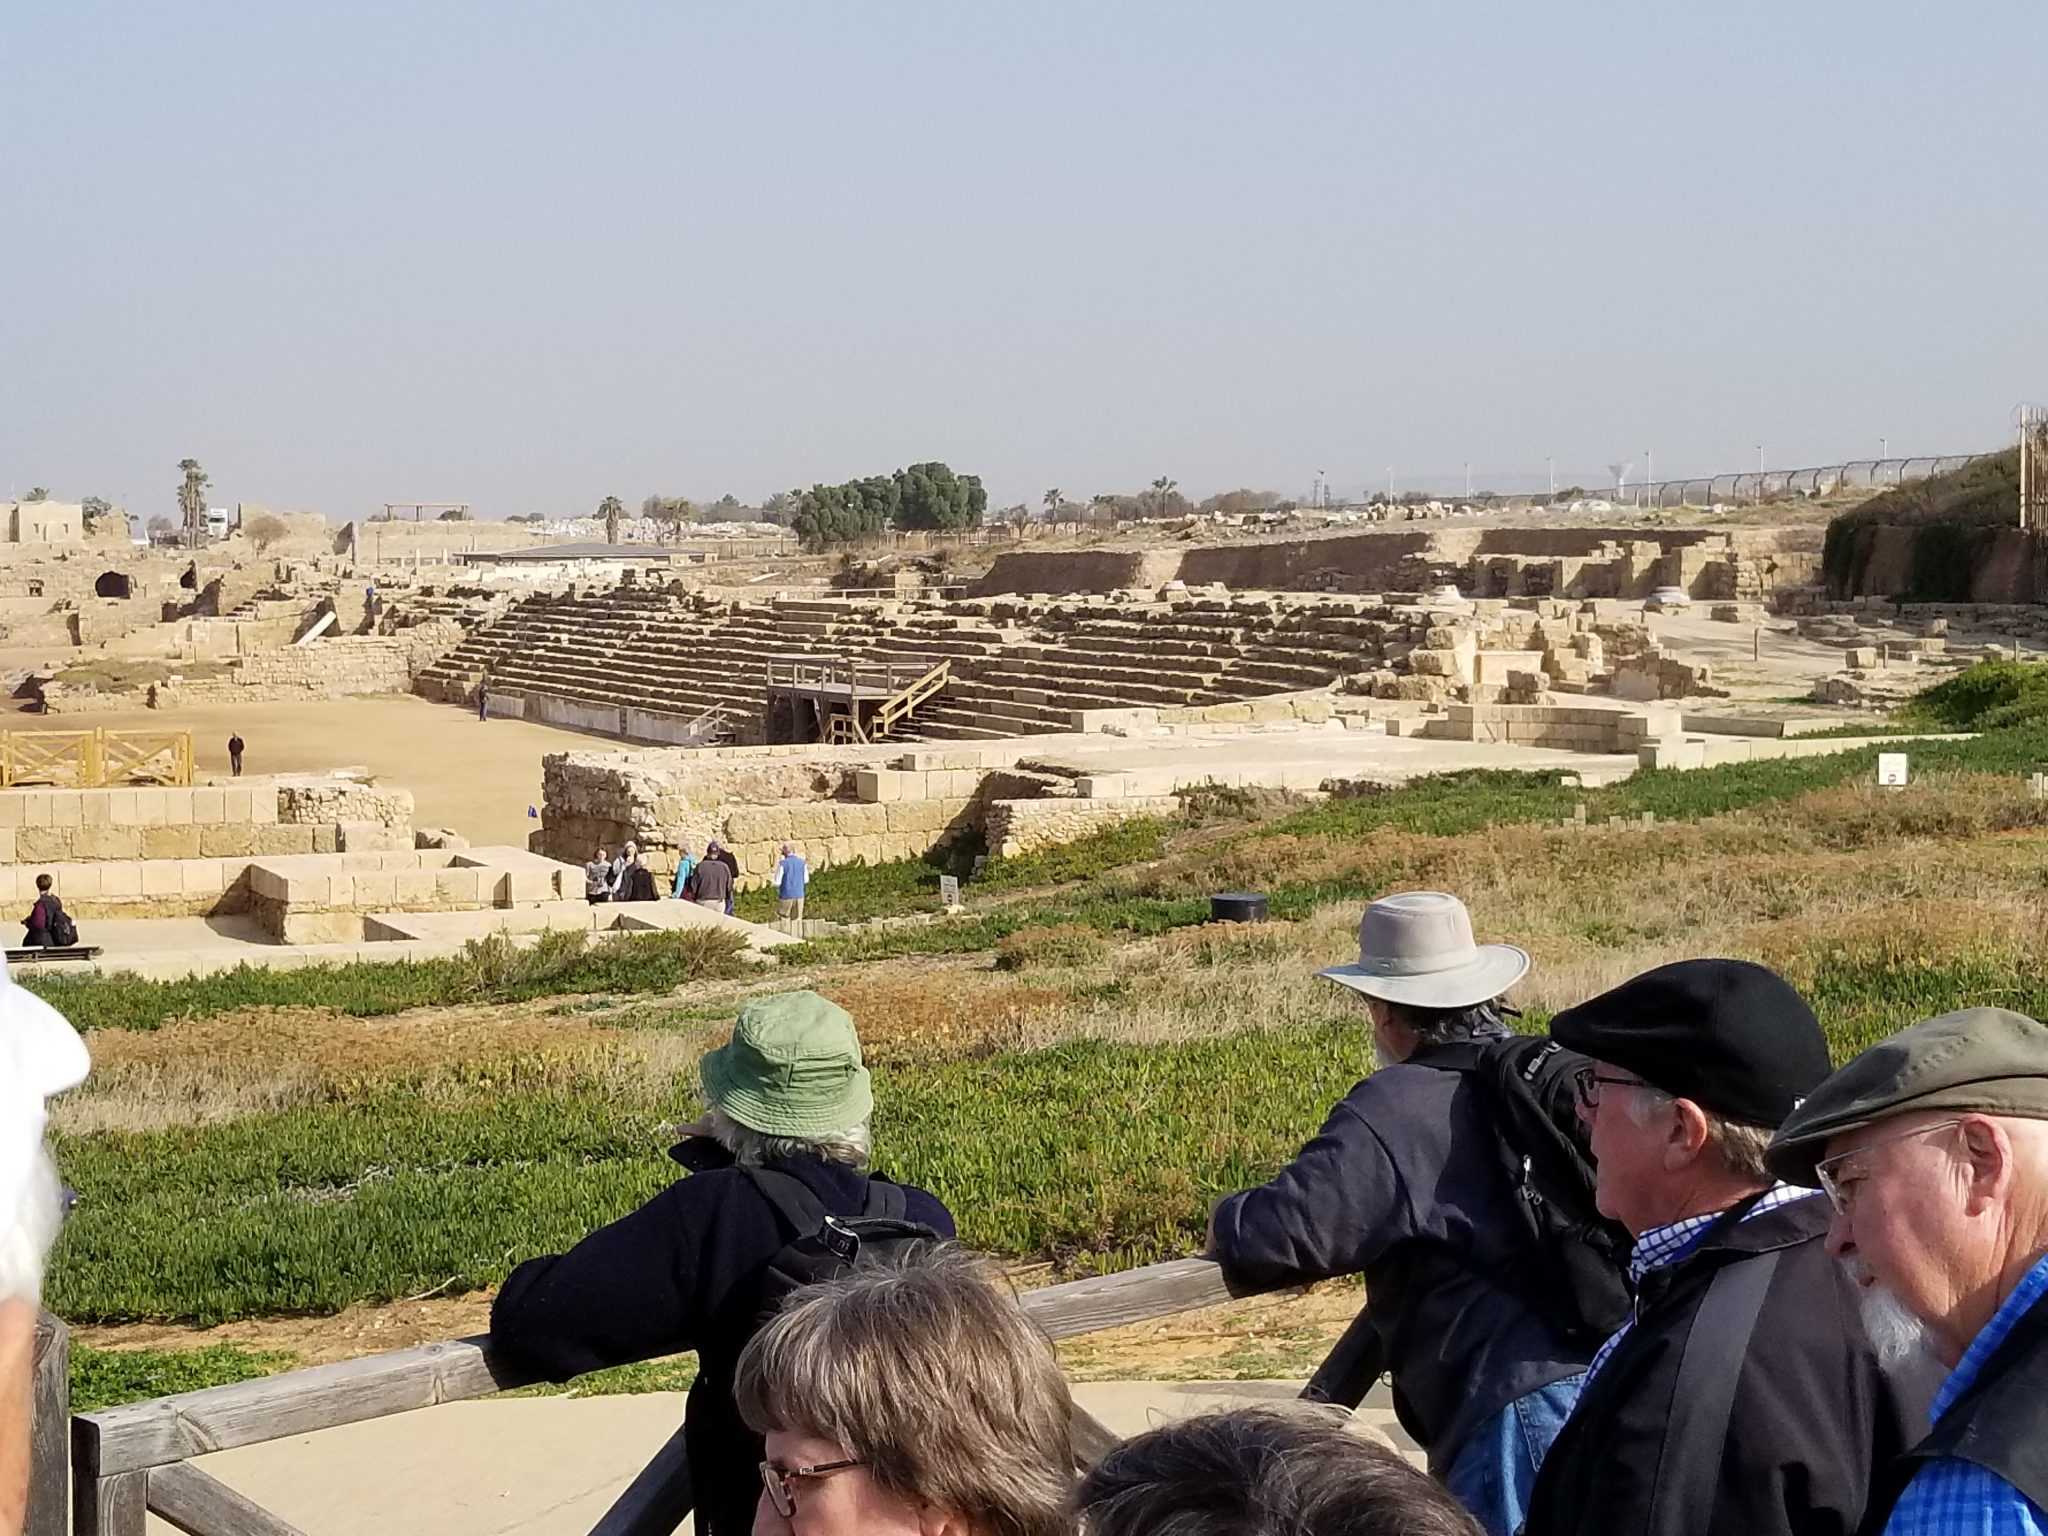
[{"x1": 27, "y1": 1313, "x2": 66, "y2": 1536}]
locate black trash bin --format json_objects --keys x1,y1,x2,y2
[{"x1": 1210, "y1": 891, "x2": 1269, "y2": 924}]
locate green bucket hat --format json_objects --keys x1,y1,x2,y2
[{"x1": 699, "y1": 991, "x2": 873, "y2": 1138}]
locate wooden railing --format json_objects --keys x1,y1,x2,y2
[
  {"x1": 0, "y1": 730, "x2": 194, "y2": 789},
  {"x1": 69, "y1": 1257, "x2": 1240, "y2": 1536}
]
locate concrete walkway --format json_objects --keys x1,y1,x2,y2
[{"x1": 143, "y1": 1382, "x2": 1418, "y2": 1535}]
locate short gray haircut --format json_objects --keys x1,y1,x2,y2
[
  {"x1": 704, "y1": 1104, "x2": 870, "y2": 1170},
  {"x1": 1623, "y1": 1087, "x2": 1775, "y2": 1184},
  {"x1": 1076, "y1": 1405, "x2": 1481, "y2": 1536},
  {"x1": 736, "y1": 1247, "x2": 1076, "y2": 1536}
]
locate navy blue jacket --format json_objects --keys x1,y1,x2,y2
[
  {"x1": 1209, "y1": 1049, "x2": 1591, "y2": 1470},
  {"x1": 491, "y1": 1143, "x2": 955, "y2": 1536}
]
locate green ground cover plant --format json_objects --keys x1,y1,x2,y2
[
  {"x1": 22, "y1": 925, "x2": 749, "y2": 1035},
  {"x1": 69, "y1": 1341, "x2": 294, "y2": 1412}
]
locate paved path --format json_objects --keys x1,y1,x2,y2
[{"x1": 143, "y1": 1382, "x2": 1419, "y2": 1535}]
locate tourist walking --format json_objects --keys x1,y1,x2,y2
[
  {"x1": 491, "y1": 992, "x2": 955, "y2": 1536},
  {"x1": 227, "y1": 733, "x2": 244, "y2": 776},
  {"x1": 771, "y1": 842, "x2": 808, "y2": 929},
  {"x1": 1206, "y1": 892, "x2": 1625, "y2": 1536},
  {"x1": 584, "y1": 846, "x2": 612, "y2": 904},
  {"x1": 669, "y1": 841, "x2": 698, "y2": 900},
  {"x1": 1767, "y1": 1007, "x2": 2048, "y2": 1534},
  {"x1": 710, "y1": 840, "x2": 740, "y2": 915},
  {"x1": 607, "y1": 842, "x2": 637, "y2": 900},
  {"x1": 1518, "y1": 959, "x2": 1918, "y2": 1536},
  {"x1": 686, "y1": 847, "x2": 735, "y2": 913}
]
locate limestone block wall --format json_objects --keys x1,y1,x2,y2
[
  {"x1": 147, "y1": 627, "x2": 462, "y2": 707},
  {"x1": 1433, "y1": 702, "x2": 1681, "y2": 752},
  {"x1": 0, "y1": 858, "x2": 251, "y2": 920},
  {"x1": 0, "y1": 778, "x2": 415, "y2": 868},
  {"x1": 246, "y1": 849, "x2": 580, "y2": 943},
  {"x1": 983, "y1": 795, "x2": 1183, "y2": 857}
]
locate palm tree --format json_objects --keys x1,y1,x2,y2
[
  {"x1": 177, "y1": 459, "x2": 209, "y2": 546},
  {"x1": 1042, "y1": 487, "x2": 1062, "y2": 518},
  {"x1": 1148, "y1": 476, "x2": 1178, "y2": 518},
  {"x1": 598, "y1": 495, "x2": 625, "y2": 545}
]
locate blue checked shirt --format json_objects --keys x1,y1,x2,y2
[
  {"x1": 1883, "y1": 1252, "x2": 2048, "y2": 1536},
  {"x1": 1583, "y1": 1183, "x2": 1821, "y2": 1384}
]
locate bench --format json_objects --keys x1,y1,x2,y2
[{"x1": 5, "y1": 946, "x2": 102, "y2": 965}]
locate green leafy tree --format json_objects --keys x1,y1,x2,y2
[
  {"x1": 791, "y1": 476, "x2": 899, "y2": 549},
  {"x1": 893, "y1": 462, "x2": 987, "y2": 531},
  {"x1": 244, "y1": 513, "x2": 288, "y2": 550},
  {"x1": 23, "y1": 487, "x2": 49, "y2": 502},
  {"x1": 81, "y1": 495, "x2": 114, "y2": 523},
  {"x1": 177, "y1": 459, "x2": 209, "y2": 545}
]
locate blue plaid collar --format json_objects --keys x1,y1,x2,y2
[
  {"x1": 1932, "y1": 1250, "x2": 2048, "y2": 1425},
  {"x1": 1626, "y1": 1182, "x2": 1818, "y2": 1285}
]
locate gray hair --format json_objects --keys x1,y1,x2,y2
[
  {"x1": 1381, "y1": 999, "x2": 1513, "y2": 1049},
  {"x1": 1623, "y1": 1086, "x2": 1775, "y2": 1183},
  {"x1": 704, "y1": 1104, "x2": 870, "y2": 1170},
  {"x1": 1076, "y1": 1404, "x2": 1482, "y2": 1536},
  {"x1": 736, "y1": 1247, "x2": 1076, "y2": 1536}
]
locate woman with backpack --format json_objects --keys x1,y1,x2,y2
[
  {"x1": 490, "y1": 991, "x2": 955, "y2": 1536},
  {"x1": 20, "y1": 876, "x2": 72, "y2": 950}
]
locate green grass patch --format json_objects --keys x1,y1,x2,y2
[
  {"x1": 70, "y1": 1342, "x2": 295, "y2": 1412},
  {"x1": 1902, "y1": 659, "x2": 2048, "y2": 732},
  {"x1": 22, "y1": 925, "x2": 750, "y2": 1034}
]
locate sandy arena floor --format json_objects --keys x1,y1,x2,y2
[{"x1": 3, "y1": 694, "x2": 624, "y2": 847}]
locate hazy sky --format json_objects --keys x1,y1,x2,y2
[{"x1": 6, "y1": 2, "x2": 2046, "y2": 521}]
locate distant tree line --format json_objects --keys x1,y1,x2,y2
[{"x1": 788, "y1": 461, "x2": 987, "y2": 549}]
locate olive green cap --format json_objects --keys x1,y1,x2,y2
[
  {"x1": 1766, "y1": 1007, "x2": 2048, "y2": 1185},
  {"x1": 698, "y1": 990, "x2": 873, "y2": 1138}
]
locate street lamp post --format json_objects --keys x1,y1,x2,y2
[
  {"x1": 1547, "y1": 456, "x2": 1555, "y2": 497},
  {"x1": 1646, "y1": 449, "x2": 1653, "y2": 508}
]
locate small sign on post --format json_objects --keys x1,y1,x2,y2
[
  {"x1": 1877, "y1": 752, "x2": 1910, "y2": 789},
  {"x1": 938, "y1": 874, "x2": 961, "y2": 910}
]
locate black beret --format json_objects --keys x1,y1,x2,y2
[{"x1": 1549, "y1": 959, "x2": 1831, "y2": 1128}]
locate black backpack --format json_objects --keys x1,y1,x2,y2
[
  {"x1": 45, "y1": 901, "x2": 77, "y2": 949},
  {"x1": 1427, "y1": 1037, "x2": 1634, "y2": 1347},
  {"x1": 1466, "y1": 1036, "x2": 1622, "y2": 1343},
  {"x1": 744, "y1": 1168, "x2": 941, "y2": 1330}
]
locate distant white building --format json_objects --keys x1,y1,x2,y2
[{"x1": 3, "y1": 500, "x2": 84, "y2": 544}]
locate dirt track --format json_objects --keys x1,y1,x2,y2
[{"x1": 3, "y1": 693, "x2": 624, "y2": 846}]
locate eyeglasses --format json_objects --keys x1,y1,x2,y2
[
  {"x1": 759, "y1": 1457, "x2": 866, "y2": 1519},
  {"x1": 1573, "y1": 1066, "x2": 1655, "y2": 1110},
  {"x1": 1814, "y1": 1119, "x2": 1963, "y2": 1215}
]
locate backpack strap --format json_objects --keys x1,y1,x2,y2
[
  {"x1": 1643, "y1": 1246, "x2": 1783, "y2": 1536},
  {"x1": 861, "y1": 1178, "x2": 909, "y2": 1221},
  {"x1": 743, "y1": 1167, "x2": 831, "y2": 1238}
]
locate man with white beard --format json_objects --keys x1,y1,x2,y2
[{"x1": 1768, "y1": 1008, "x2": 2048, "y2": 1534}]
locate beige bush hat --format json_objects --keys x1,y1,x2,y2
[{"x1": 1317, "y1": 891, "x2": 1529, "y2": 1009}]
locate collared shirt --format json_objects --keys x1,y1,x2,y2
[
  {"x1": 1884, "y1": 1253, "x2": 2048, "y2": 1536},
  {"x1": 1584, "y1": 1183, "x2": 1820, "y2": 1384}
]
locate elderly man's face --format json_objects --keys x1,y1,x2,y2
[
  {"x1": 1575, "y1": 1056, "x2": 1674, "y2": 1236},
  {"x1": 1821, "y1": 1111, "x2": 1976, "y2": 1364}
]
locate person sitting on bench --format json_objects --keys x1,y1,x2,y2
[{"x1": 19, "y1": 878, "x2": 71, "y2": 950}]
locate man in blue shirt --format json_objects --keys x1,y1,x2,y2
[
  {"x1": 1769, "y1": 1007, "x2": 2048, "y2": 1535},
  {"x1": 771, "y1": 842, "x2": 808, "y2": 929}
]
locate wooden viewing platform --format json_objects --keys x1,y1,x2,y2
[
  {"x1": 52, "y1": 1257, "x2": 1250, "y2": 1536},
  {"x1": 763, "y1": 655, "x2": 951, "y2": 745}
]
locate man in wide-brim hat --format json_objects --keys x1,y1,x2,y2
[
  {"x1": 1207, "y1": 891, "x2": 1607, "y2": 1536},
  {"x1": 1519, "y1": 958, "x2": 1919, "y2": 1536},
  {"x1": 491, "y1": 990, "x2": 954, "y2": 1536},
  {"x1": 1767, "y1": 1007, "x2": 2048, "y2": 1533}
]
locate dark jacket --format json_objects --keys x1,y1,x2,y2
[
  {"x1": 686, "y1": 857, "x2": 735, "y2": 906},
  {"x1": 1208, "y1": 1049, "x2": 1593, "y2": 1471},
  {"x1": 1858, "y1": 1286, "x2": 2048, "y2": 1532},
  {"x1": 490, "y1": 1143, "x2": 953, "y2": 1536},
  {"x1": 22, "y1": 895, "x2": 57, "y2": 946},
  {"x1": 1522, "y1": 1195, "x2": 1919, "y2": 1536}
]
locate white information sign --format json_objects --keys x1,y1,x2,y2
[
  {"x1": 938, "y1": 875, "x2": 961, "y2": 908},
  {"x1": 1876, "y1": 752, "x2": 1910, "y2": 788}
]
